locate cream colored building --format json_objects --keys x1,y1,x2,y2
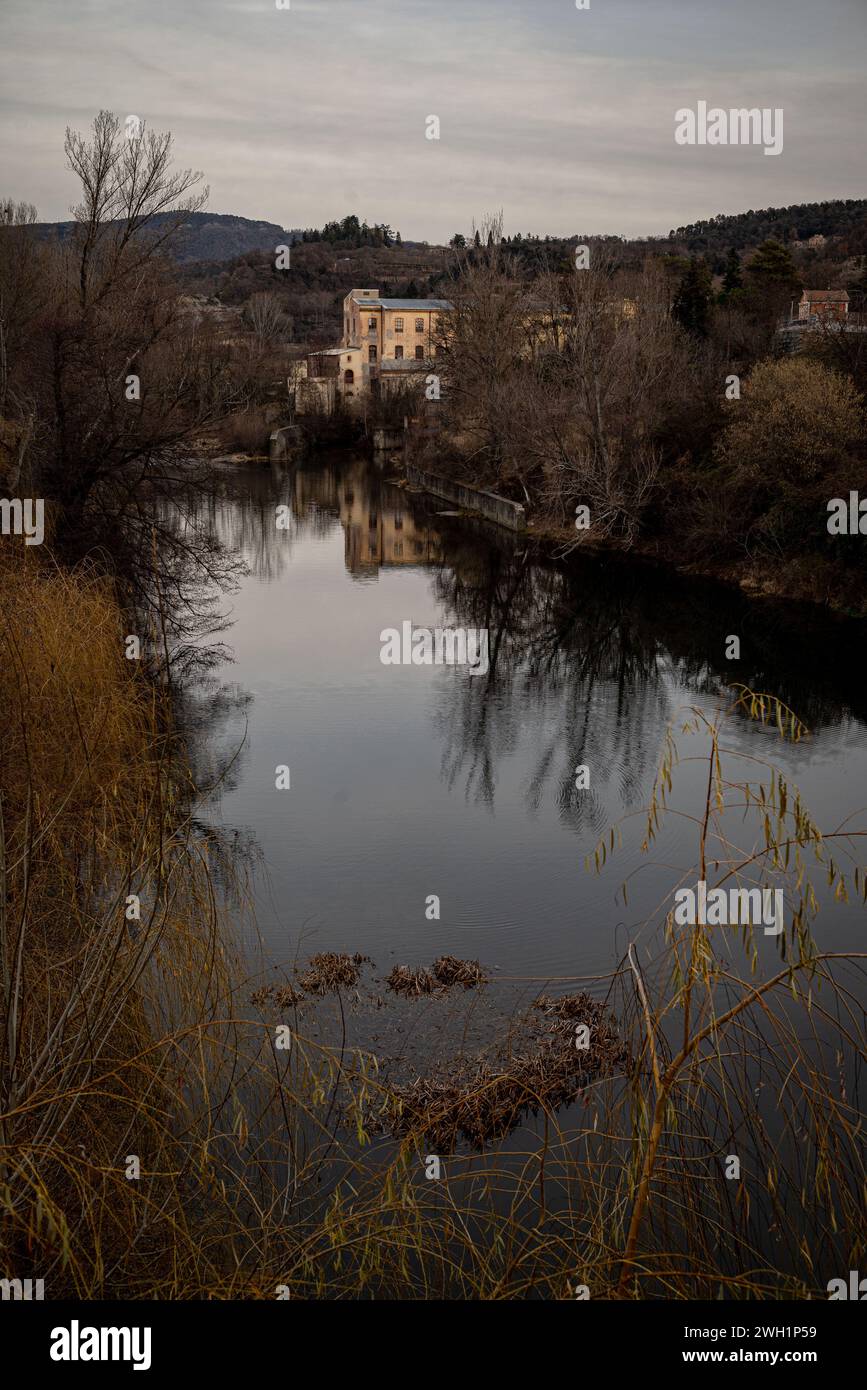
[
  {"x1": 342, "y1": 287, "x2": 451, "y2": 384},
  {"x1": 295, "y1": 288, "x2": 453, "y2": 410},
  {"x1": 292, "y1": 345, "x2": 361, "y2": 412}
]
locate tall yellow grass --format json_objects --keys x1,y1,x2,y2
[{"x1": 2, "y1": 548, "x2": 866, "y2": 1299}]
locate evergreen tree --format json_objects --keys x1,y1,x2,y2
[
  {"x1": 722, "y1": 247, "x2": 742, "y2": 295},
  {"x1": 746, "y1": 238, "x2": 799, "y2": 284},
  {"x1": 744, "y1": 238, "x2": 801, "y2": 319},
  {"x1": 672, "y1": 257, "x2": 714, "y2": 336}
]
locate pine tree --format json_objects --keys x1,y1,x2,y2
[
  {"x1": 672, "y1": 257, "x2": 713, "y2": 336},
  {"x1": 722, "y1": 247, "x2": 742, "y2": 295},
  {"x1": 745, "y1": 239, "x2": 800, "y2": 293},
  {"x1": 744, "y1": 239, "x2": 801, "y2": 321}
]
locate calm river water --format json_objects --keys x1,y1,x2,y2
[{"x1": 190, "y1": 454, "x2": 867, "y2": 992}]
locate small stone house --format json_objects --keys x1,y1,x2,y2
[{"x1": 798, "y1": 289, "x2": 849, "y2": 322}]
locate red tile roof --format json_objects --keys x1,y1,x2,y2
[{"x1": 800, "y1": 289, "x2": 849, "y2": 301}]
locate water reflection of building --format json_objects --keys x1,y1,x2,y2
[
  {"x1": 290, "y1": 459, "x2": 443, "y2": 578},
  {"x1": 289, "y1": 460, "x2": 341, "y2": 536},
  {"x1": 340, "y1": 473, "x2": 443, "y2": 577}
]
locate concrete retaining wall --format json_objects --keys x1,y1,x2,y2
[
  {"x1": 406, "y1": 465, "x2": 526, "y2": 531},
  {"x1": 372, "y1": 426, "x2": 405, "y2": 451},
  {"x1": 270, "y1": 425, "x2": 303, "y2": 462}
]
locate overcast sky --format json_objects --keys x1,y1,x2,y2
[{"x1": 1, "y1": 0, "x2": 864, "y2": 242}]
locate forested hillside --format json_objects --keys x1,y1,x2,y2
[{"x1": 669, "y1": 199, "x2": 867, "y2": 254}]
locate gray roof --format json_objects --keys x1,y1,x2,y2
[
  {"x1": 352, "y1": 297, "x2": 452, "y2": 312},
  {"x1": 380, "y1": 298, "x2": 452, "y2": 311}
]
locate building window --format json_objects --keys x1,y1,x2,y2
[
  {"x1": 369, "y1": 346, "x2": 377, "y2": 362},
  {"x1": 393, "y1": 541, "x2": 403, "y2": 558},
  {"x1": 369, "y1": 512, "x2": 377, "y2": 528},
  {"x1": 395, "y1": 346, "x2": 404, "y2": 360},
  {"x1": 395, "y1": 317, "x2": 404, "y2": 332},
  {"x1": 394, "y1": 514, "x2": 403, "y2": 530},
  {"x1": 344, "y1": 369, "x2": 354, "y2": 383},
  {"x1": 415, "y1": 318, "x2": 424, "y2": 333},
  {"x1": 368, "y1": 317, "x2": 377, "y2": 331},
  {"x1": 414, "y1": 345, "x2": 424, "y2": 360}
]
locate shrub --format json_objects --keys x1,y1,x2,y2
[{"x1": 714, "y1": 357, "x2": 864, "y2": 487}]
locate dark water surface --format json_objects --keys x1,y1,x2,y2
[{"x1": 191, "y1": 455, "x2": 867, "y2": 991}]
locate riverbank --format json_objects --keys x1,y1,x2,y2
[
  {"x1": 202, "y1": 412, "x2": 867, "y2": 619},
  {"x1": 6, "y1": 455, "x2": 865, "y2": 1299},
  {"x1": 524, "y1": 516, "x2": 867, "y2": 617},
  {"x1": 386, "y1": 460, "x2": 867, "y2": 620}
]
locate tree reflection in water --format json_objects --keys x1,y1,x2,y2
[{"x1": 172, "y1": 455, "x2": 867, "y2": 851}]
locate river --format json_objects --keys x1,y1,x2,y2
[{"x1": 187, "y1": 453, "x2": 867, "y2": 995}]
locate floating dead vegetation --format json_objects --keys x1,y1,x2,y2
[
  {"x1": 250, "y1": 982, "x2": 305, "y2": 1008},
  {"x1": 296, "y1": 952, "x2": 370, "y2": 995},
  {"x1": 386, "y1": 964, "x2": 438, "y2": 996},
  {"x1": 432, "y1": 955, "x2": 486, "y2": 989},
  {"x1": 274, "y1": 983, "x2": 304, "y2": 1007},
  {"x1": 254, "y1": 953, "x2": 487, "y2": 1006},
  {"x1": 385, "y1": 955, "x2": 487, "y2": 996},
  {"x1": 381, "y1": 991, "x2": 627, "y2": 1150}
]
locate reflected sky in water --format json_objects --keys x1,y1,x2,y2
[{"x1": 190, "y1": 456, "x2": 867, "y2": 985}]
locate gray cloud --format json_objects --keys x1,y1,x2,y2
[{"x1": 1, "y1": 0, "x2": 864, "y2": 239}]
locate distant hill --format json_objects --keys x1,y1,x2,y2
[
  {"x1": 33, "y1": 211, "x2": 296, "y2": 264},
  {"x1": 669, "y1": 199, "x2": 867, "y2": 254}
]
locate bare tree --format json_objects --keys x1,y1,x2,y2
[
  {"x1": 436, "y1": 213, "x2": 536, "y2": 494},
  {"x1": 64, "y1": 111, "x2": 208, "y2": 312},
  {"x1": 0, "y1": 112, "x2": 247, "y2": 660},
  {"x1": 0, "y1": 201, "x2": 47, "y2": 490},
  {"x1": 436, "y1": 224, "x2": 682, "y2": 535},
  {"x1": 245, "y1": 291, "x2": 288, "y2": 353},
  {"x1": 16, "y1": 111, "x2": 240, "y2": 539},
  {"x1": 545, "y1": 254, "x2": 682, "y2": 541}
]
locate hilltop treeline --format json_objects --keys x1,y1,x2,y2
[
  {"x1": 295, "y1": 213, "x2": 402, "y2": 248},
  {"x1": 669, "y1": 199, "x2": 867, "y2": 254}
]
